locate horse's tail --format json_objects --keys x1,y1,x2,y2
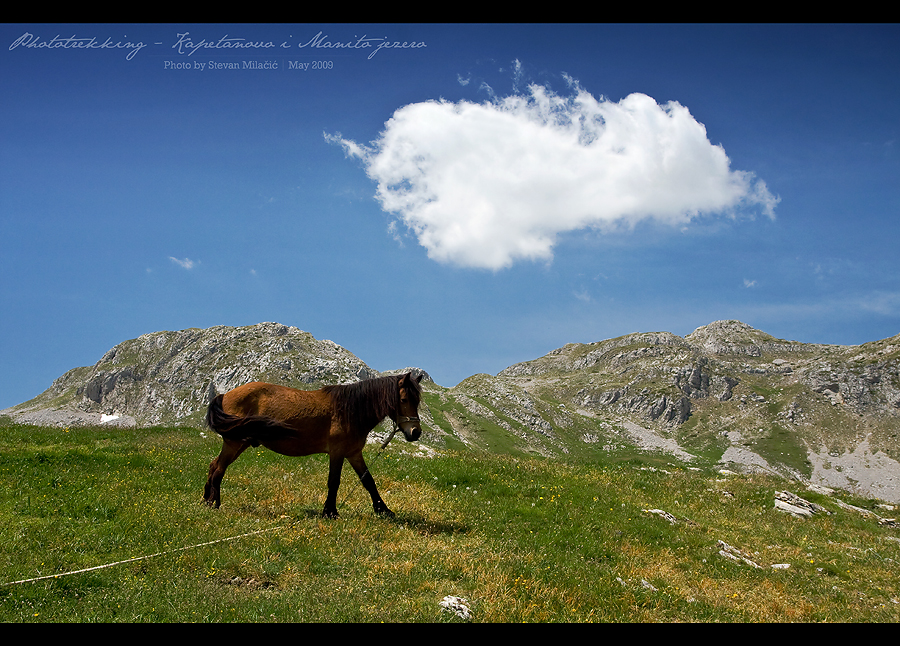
[{"x1": 205, "y1": 394, "x2": 295, "y2": 444}]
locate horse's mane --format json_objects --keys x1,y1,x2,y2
[{"x1": 322, "y1": 374, "x2": 421, "y2": 433}]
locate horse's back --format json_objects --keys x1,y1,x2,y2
[{"x1": 223, "y1": 382, "x2": 331, "y2": 425}]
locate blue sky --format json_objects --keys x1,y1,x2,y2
[{"x1": 2, "y1": 24, "x2": 899, "y2": 409}]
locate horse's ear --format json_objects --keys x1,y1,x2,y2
[{"x1": 399, "y1": 372, "x2": 423, "y2": 387}]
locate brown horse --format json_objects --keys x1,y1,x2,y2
[{"x1": 204, "y1": 372, "x2": 423, "y2": 518}]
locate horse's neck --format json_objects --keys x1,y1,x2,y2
[{"x1": 331, "y1": 380, "x2": 397, "y2": 433}]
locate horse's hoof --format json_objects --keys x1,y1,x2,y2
[
  {"x1": 322, "y1": 508, "x2": 339, "y2": 519},
  {"x1": 374, "y1": 505, "x2": 395, "y2": 517}
]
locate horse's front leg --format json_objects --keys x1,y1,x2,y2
[
  {"x1": 347, "y1": 452, "x2": 394, "y2": 517},
  {"x1": 322, "y1": 454, "x2": 344, "y2": 518}
]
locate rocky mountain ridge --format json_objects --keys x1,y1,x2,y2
[
  {"x1": 437, "y1": 319, "x2": 900, "y2": 502},
  {"x1": 2, "y1": 322, "x2": 383, "y2": 428},
  {"x1": 3, "y1": 320, "x2": 899, "y2": 503}
]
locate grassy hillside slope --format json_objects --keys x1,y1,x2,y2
[{"x1": 1, "y1": 422, "x2": 897, "y2": 622}]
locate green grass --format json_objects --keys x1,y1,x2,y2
[{"x1": 1, "y1": 422, "x2": 898, "y2": 622}]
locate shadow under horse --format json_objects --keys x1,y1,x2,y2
[{"x1": 204, "y1": 372, "x2": 423, "y2": 518}]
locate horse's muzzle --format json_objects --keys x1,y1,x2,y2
[{"x1": 396, "y1": 415, "x2": 421, "y2": 442}]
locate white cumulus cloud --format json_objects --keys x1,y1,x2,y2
[
  {"x1": 169, "y1": 257, "x2": 195, "y2": 270},
  {"x1": 328, "y1": 81, "x2": 779, "y2": 270}
]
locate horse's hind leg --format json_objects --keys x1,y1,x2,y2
[
  {"x1": 204, "y1": 439, "x2": 249, "y2": 508},
  {"x1": 347, "y1": 452, "x2": 394, "y2": 517}
]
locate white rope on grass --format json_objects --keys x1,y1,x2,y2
[{"x1": 1, "y1": 525, "x2": 284, "y2": 587}]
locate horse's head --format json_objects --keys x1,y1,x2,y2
[{"x1": 395, "y1": 372, "x2": 423, "y2": 441}]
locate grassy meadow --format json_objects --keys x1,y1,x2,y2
[{"x1": 0, "y1": 421, "x2": 898, "y2": 622}]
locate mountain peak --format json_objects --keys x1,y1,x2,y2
[
  {"x1": 5, "y1": 323, "x2": 379, "y2": 427},
  {"x1": 685, "y1": 320, "x2": 791, "y2": 357}
]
